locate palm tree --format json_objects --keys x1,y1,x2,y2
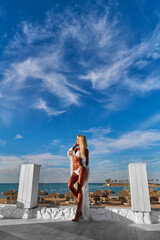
[{"x1": 105, "y1": 178, "x2": 111, "y2": 184}]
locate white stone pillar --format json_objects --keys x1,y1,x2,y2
[
  {"x1": 17, "y1": 164, "x2": 41, "y2": 209},
  {"x1": 128, "y1": 163, "x2": 151, "y2": 224}
]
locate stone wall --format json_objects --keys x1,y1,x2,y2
[{"x1": 0, "y1": 204, "x2": 159, "y2": 224}]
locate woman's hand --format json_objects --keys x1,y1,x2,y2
[{"x1": 72, "y1": 140, "x2": 79, "y2": 149}]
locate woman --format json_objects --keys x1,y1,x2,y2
[{"x1": 68, "y1": 135, "x2": 90, "y2": 221}]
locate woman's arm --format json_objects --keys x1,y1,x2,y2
[
  {"x1": 67, "y1": 147, "x2": 74, "y2": 158},
  {"x1": 72, "y1": 143, "x2": 79, "y2": 153},
  {"x1": 85, "y1": 149, "x2": 89, "y2": 167},
  {"x1": 67, "y1": 141, "x2": 79, "y2": 158},
  {"x1": 85, "y1": 149, "x2": 90, "y2": 181}
]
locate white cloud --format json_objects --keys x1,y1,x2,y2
[
  {"x1": 0, "y1": 109, "x2": 14, "y2": 126},
  {"x1": 33, "y1": 98, "x2": 66, "y2": 116},
  {"x1": 51, "y1": 139, "x2": 61, "y2": 146},
  {"x1": 80, "y1": 21, "x2": 160, "y2": 110},
  {"x1": 0, "y1": 152, "x2": 70, "y2": 183},
  {"x1": 15, "y1": 134, "x2": 23, "y2": 139},
  {"x1": 0, "y1": 153, "x2": 69, "y2": 169},
  {"x1": 89, "y1": 168, "x2": 129, "y2": 183},
  {"x1": 0, "y1": 152, "x2": 129, "y2": 183},
  {"x1": 90, "y1": 10, "x2": 120, "y2": 49},
  {"x1": 50, "y1": 139, "x2": 65, "y2": 149},
  {"x1": 138, "y1": 113, "x2": 160, "y2": 129},
  {"x1": 2, "y1": 56, "x2": 82, "y2": 107},
  {"x1": 0, "y1": 166, "x2": 70, "y2": 183},
  {"x1": 0, "y1": 150, "x2": 159, "y2": 183},
  {"x1": 134, "y1": 59, "x2": 149, "y2": 69},
  {"x1": 40, "y1": 167, "x2": 70, "y2": 183},
  {"x1": 0, "y1": 10, "x2": 91, "y2": 119},
  {"x1": 1, "y1": 5, "x2": 160, "y2": 118},
  {"x1": 21, "y1": 153, "x2": 69, "y2": 167},
  {"x1": 97, "y1": 159, "x2": 111, "y2": 165},
  {"x1": 80, "y1": 126, "x2": 111, "y2": 137},
  {"x1": 123, "y1": 75, "x2": 160, "y2": 94},
  {"x1": 108, "y1": 130, "x2": 160, "y2": 150},
  {"x1": 102, "y1": 93, "x2": 131, "y2": 112},
  {"x1": 85, "y1": 127, "x2": 160, "y2": 154},
  {"x1": 0, "y1": 168, "x2": 20, "y2": 183}
]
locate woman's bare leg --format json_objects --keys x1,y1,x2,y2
[
  {"x1": 77, "y1": 166, "x2": 87, "y2": 211},
  {"x1": 72, "y1": 166, "x2": 87, "y2": 221},
  {"x1": 68, "y1": 172, "x2": 79, "y2": 198}
]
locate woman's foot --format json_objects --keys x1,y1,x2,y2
[{"x1": 72, "y1": 209, "x2": 82, "y2": 221}]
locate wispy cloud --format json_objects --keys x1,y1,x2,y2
[
  {"x1": 123, "y1": 74, "x2": 160, "y2": 94},
  {"x1": 80, "y1": 19, "x2": 160, "y2": 110},
  {"x1": 0, "y1": 152, "x2": 128, "y2": 183},
  {"x1": 1, "y1": 3, "x2": 160, "y2": 120},
  {"x1": 0, "y1": 9, "x2": 92, "y2": 120},
  {"x1": 97, "y1": 159, "x2": 111, "y2": 165},
  {"x1": 40, "y1": 167, "x2": 70, "y2": 183},
  {"x1": 80, "y1": 126, "x2": 111, "y2": 137},
  {"x1": 51, "y1": 139, "x2": 61, "y2": 146},
  {"x1": 0, "y1": 153, "x2": 69, "y2": 168},
  {"x1": 84, "y1": 127, "x2": 160, "y2": 154},
  {"x1": 50, "y1": 139, "x2": 65, "y2": 149},
  {"x1": 137, "y1": 113, "x2": 160, "y2": 129},
  {"x1": 0, "y1": 168, "x2": 20, "y2": 183},
  {"x1": 0, "y1": 152, "x2": 70, "y2": 183},
  {"x1": 33, "y1": 98, "x2": 66, "y2": 116},
  {"x1": 15, "y1": 134, "x2": 23, "y2": 139}
]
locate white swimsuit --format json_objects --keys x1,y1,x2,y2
[
  {"x1": 73, "y1": 150, "x2": 86, "y2": 175},
  {"x1": 67, "y1": 146, "x2": 91, "y2": 221}
]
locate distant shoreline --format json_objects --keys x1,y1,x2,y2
[{"x1": 103, "y1": 183, "x2": 160, "y2": 187}]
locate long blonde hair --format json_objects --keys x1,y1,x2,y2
[{"x1": 77, "y1": 135, "x2": 87, "y2": 159}]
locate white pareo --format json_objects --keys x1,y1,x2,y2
[{"x1": 67, "y1": 147, "x2": 91, "y2": 221}]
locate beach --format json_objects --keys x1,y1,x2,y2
[
  {"x1": 0, "y1": 182, "x2": 160, "y2": 208},
  {"x1": 1, "y1": 192, "x2": 160, "y2": 208}
]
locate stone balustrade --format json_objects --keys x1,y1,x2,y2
[{"x1": 0, "y1": 205, "x2": 159, "y2": 224}]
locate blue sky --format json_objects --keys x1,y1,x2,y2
[{"x1": 0, "y1": 0, "x2": 160, "y2": 183}]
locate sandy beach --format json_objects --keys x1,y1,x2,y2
[{"x1": 1, "y1": 194, "x2": 160, "y2": 208}]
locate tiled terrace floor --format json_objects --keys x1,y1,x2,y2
[{"x1": 0, "y1": 218, "x2": 160, "y2": 240}]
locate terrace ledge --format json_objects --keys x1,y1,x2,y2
[{"x1": 0, "y1": 204, "x2": 159, "y2": 224}]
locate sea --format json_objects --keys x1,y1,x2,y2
[{"x1": 0, "y1": 183, "x2": 159, "y2": 199}]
